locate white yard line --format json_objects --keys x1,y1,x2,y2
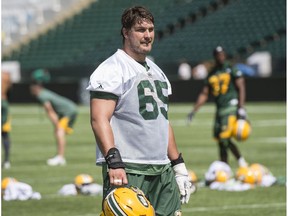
[
  {"x1": 182, "y1": 202, "x2": 286, "y2": 213},
  {"x1": 170, "y1": 119, "x2": 286, "y2": 127}
]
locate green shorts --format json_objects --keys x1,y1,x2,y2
[{"x1": 102, "y1": 164, "x2": 182, "y2": 216}]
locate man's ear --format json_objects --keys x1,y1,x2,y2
[{"x1": 122, "y1": 28, "x2": 129, "y2": 39}]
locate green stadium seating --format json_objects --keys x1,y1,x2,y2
[{"x1": 2, "y1": 0, "x2": 286, "y2": 79}]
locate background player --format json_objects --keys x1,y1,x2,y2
[
  {"x1": 187, "y1": 46, "x2": 248, "y2": 167},
  {"x1": 30, "y1": 69, "x2": 78, "y2": 166},
  {"x1": 2, "y1": 70, "x2": 12, "y2": 169},
  {"x1": 87, "y1": 6, "x2": 193, "y2": 215}
]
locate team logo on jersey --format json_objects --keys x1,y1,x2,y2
[{"x1": 95, "y1": 83, "x2": 104, "y2": 90}]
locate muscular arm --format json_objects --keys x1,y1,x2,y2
[
  {"x1": 90, "y1": 97, "x2": 128, "y2": 185},
  {"x1": 90, "y1": 98, "x2": 116, "y2": 156},
  {"x1": 235, "y1": 77, "x2": 246, "y2": 108}
]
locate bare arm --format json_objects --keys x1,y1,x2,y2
[
  {"x1": 167, "y1": 123, "x2": 180, "y2": 161},
  {"x1": 90, "y1": 98, "x2": 116, "y2": 155},
  {"x1": 191, "y1": 85, "x2": 209, "y2": 113},
  {"x1": 43, "y1": 102, "x2": 59, "y2": 126},
  {"x1": 90, "y1": 98, "x2": 128, "y2": 185},
  {"x1": 235, "y1": 77, "x2": 246, "y2": 108}
]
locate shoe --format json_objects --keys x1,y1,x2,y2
[
  {"x1": 2, "y1": 161, "x2": 11, "y2": 169},
  {"x1": 47, "y1": 155, "x2": 66, "y2": 166},
  {"x1": 238, "y1": 157, "x2": 248, "y2": 168}
]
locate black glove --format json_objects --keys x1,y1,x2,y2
[
  {"x1": 187, "y1": 111, "x2": 195, "y2": 125},
  {"x1": 237, "y1": 107, "x2": 247, "y2": 119}
]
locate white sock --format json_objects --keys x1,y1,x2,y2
[{"x1": 238, "y1": 157, "x2": 248, "y2": 167}]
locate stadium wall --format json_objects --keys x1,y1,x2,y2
[{"x1": 8, "y1": 77, "x2": 286, "y2": 104}]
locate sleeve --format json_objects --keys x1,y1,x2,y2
[
  {"x1": 86, "y1": 62, "x2": 123, "y2": 97},
  {"x1": 36, "y1": 91, "x2": 48, "y2": 104},
  {"x1": 231, "y1": 65, "x2": 244, "y2": 79}
]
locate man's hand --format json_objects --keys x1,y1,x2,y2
[
  {"x1": 173, "y1": 163, "x2": 194, "y2": 204},
  {"x1": 237, "y1": 107, "x2": 247, "y2": 119},
  {"x1": 171, "y1": 154, "x2": 194, "y2": 204},
  {"x1": 105, "y1": 148, "x2": 128, "y2": 186},
  {"x1": 186, "y1": 111, "x2": 195, "y2": 125}
]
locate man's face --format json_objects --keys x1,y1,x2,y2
[
  {"x1": 215, "y1": 51, "x2": 226, "y2": 65},
  {"x1": 123, "y1": 20, "x2": 154, "y2": 57}
]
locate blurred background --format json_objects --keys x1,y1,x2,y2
[{"x1": 1, "y1": 0, "x2": 286, "y2": 104}]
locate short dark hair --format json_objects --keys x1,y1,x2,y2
[{"x1": 121, "y1": 6, "x2": 154, "y2": 38}]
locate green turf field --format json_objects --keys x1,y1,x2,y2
[{"x1": 2, "y1": 102, "x2": 286, "y2": 216}]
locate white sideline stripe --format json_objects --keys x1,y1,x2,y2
[
  {"x1": 168, "y1": 107, "x2": 285, "y2": 114},
  {"x1": 255, "y1": 137, "x2": 286, "y2": 143},
  {"x1": 170, "y1": 119, "x2": 286, "y2": 127},
  {"x1": 182, "y1": 202, "x2": 286, "y2": 213}
]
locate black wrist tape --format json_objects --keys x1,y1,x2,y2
[
  {"x1": 105, "y1": 147, "x2": 126, "y2": 169},
  {"x1": 171, "y1": 153, "x2": 184, "y2": 167}
]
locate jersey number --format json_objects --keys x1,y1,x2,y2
[
  {"x1": 208, "y1": 73, "x2": 230, "y2": 96},
  {"x1": 137, "y1": 80, "x2": 168, "y2": 120}
]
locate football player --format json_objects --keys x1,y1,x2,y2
[
  {"x1": 2, "y1": 70, "x2": 12, "y2": 169},
  {"x1": 87, "y1": 6, "x2": 193, "y2": 215},
  {"x1": 187, "y1": 46, "x2": 249, "y2": 167},
  {"x1": 30, "y1": 69, "x2": 78, "y2": 166}
]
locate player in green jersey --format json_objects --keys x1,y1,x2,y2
[
  {"x1": 187, "y1": 46, "x2": 248, "y2": 167},
  {"x1": 30, "y1": 69, "x2": 78, "y2": 166},
  {"x1": 88, "y1": 6, "x2": 194, "y2": 216}
]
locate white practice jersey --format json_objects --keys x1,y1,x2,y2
[
  {"x1": 3, "y1": 182, "x2": 41, "y2": 201},
  {"x1": 87, "y1": 49, "x2": 172, "y2": 165},
  {"x1": 58, "y1": 183, "x2": 103, "y2": 196}
]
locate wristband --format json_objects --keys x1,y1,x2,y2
[
  {"x1": 171, "y1": 153, "x2": 184, "y2": 167},
  {"x1": 105, "y1": 148, "x2": 126, "y2": 169}
]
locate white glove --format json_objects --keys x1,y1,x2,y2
[
  {"x1": 173, "y1": 163, "x2": 194, "y2": 204},
  {"x1": 237, "y1": 107, "x2": 247, "y2": 119}
]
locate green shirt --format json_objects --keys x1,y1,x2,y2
[{"x1": 37, "y1": 88, "x2": 77, "y2": 117}]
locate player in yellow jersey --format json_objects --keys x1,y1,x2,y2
[{"x1": 187, "y1": 46, "x2": 249, "y2": 167}]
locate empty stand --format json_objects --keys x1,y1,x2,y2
[{"x1": 2, "y1": 0, "x2": 286, "y2": 80}]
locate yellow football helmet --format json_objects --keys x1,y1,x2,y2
[
  {"x1": 236, "y1": 167, "x2": 256, "y2": 184},
  {"x1": 188, "y1": 170, "x2": 198, "y2": 183},
  {"x1": 102, "y1": 186, "x2": 155, "y2": 216},
  {"x1": 232, "y1": 119, "x2": 251, "y2": 141},
  {"x1": 74, "y1": 174, "x2": 93, "y2": 189},
  {"x1": 250, "y1": 163, "x2": 269, "y2": 174},
  {"x1": 2, "y1": 177, "x2": 17, "y2": 190},
  {"x1": 215, "y1": 170, "x2": 229, "y2": 182},
  {"x1": 249, "y1": 163, "x2": 268, "y2": 184}
]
